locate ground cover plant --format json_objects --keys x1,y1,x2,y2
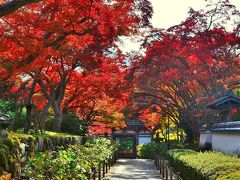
[
  {"x1": 23, "y1": 137, "x2": 117, "y2": 179},
  {"x1": 0, "y1": 131, "x2": 82, "y2": 177},
  {"x1": 168, "y1": 149, "x2": 240, "y2": 180}
]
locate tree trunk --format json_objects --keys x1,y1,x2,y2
[
  {"x1": 24, "y1": 103, "x2": 32, "y2": 133},
  {"x1": 39, "y1": 100, "x2": 52, "y2": 130},
  {"x1": 52, "y1": 101, "x2": 63, "y2": 132},
  {"x1": 180, "y1": 115, "x2": 200, "y2": 143}
]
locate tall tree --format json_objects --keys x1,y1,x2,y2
[
  {"x1": 0, "y1": 0, "x2": 153, "y2": 132},
  {"x1": 132, "y1": 0, "x2": 240, "y2": 141}
]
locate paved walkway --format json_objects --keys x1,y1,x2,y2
[{"x1": 105, "y1": 159, "x2": 162, "y2": 180}]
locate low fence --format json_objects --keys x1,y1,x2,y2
[
  {"x1": 88, "y1": 152, "x2": 117, "y2": 180},
  {"x1": 154, "y1": 155, "x2": 182, "y2": 180}
]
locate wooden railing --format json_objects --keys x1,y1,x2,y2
[
  {"x1": 154, "y1": 155, "x2": 182, "y2": 180},
  {"x1": 88, "y1": 152, "x2": 117, "y2": 180}
]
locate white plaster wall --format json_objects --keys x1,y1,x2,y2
[
  {"x1": 199, "y1": 131, "x2": 212, "y2": 147},
  {"x1": 212, "y1": 133, "x2": 240, "y2": 155},
  {"x1": 138, "y1": 136, "x2": 152, "y2": 145}
]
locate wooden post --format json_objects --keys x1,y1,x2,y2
[
  {"x1": 155, "y1": 156, "x2": 157, "y2": 167},
  {"x1": 160, "y1": 159, "x2": 164, "y2": 174},
  {"x1": 98, "y1": 164, "x2": 101, "y2": 180},
  {"x1": 106, "y1": 162, "x2": 108, "y2": 173},
  {"x1": 158, "y1": 159, "x2": 161, "y2": 175},
  {"x1": 162, "y1": 160, "x2": 165, "y2": 178},
  {"x1": 176, "y1": 172, "x2": 181, "y2": 180},
  {"x1": 103, "y1": 163, "x2": 105, "y2": 177},
  {"x1": 114, "y1": 151, "x2": 117, "y2": 163},
  {"x1": 170, "y1": 167, "x2": 173, "y2": 180},
  {"x1": 159, "y1": 158, "x2": 162, "y2": 175},
  {"x1": 92, "y1": 168, "x2": 96, "y2": 180},
  {"x1": 166, "y1": 165, "x2": 168, "y2": 180},
  {"x1": 87, "y1": 172, "x2": 91, "y2": 180}
]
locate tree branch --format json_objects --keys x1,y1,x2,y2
[{"x1": 0, "y1": 0, "x2": 42, "y2": 17}]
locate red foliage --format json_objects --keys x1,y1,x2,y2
[
  {"x1": 0, "y1": 0, "x2": 152, "y2": 132},
  {"x1": 132, "y1": 1, "x2": 240, "y2": 134}
]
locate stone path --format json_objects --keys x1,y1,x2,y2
[{"x1": 105, "y1": 159, "x2": 162, "y2": 180}]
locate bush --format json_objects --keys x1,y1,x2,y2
[
  {"x1": 137, "y1": 142, "x2": 167, "y2": 159},
  {"x1": 136, "y1": 141, "x2": 193, "y2": 159},
  {"x1": 168, "y1": 149, "x2": 240, "y2": 180},
  {"x1": 0, "y1": 100, "x2": 25, "y2": 130},
  {"x1": 0, "y1": 131, "x2": 82, "y2": 177},
  {"x1": 45, "y1": 113, "x2": 89, "y2": 136},
  {"x1": 61, "y1": 113, "x2": 88, "y2": 136},
  {"x1": 23, "y1": 137, "x2": 117, "y2": 179}
]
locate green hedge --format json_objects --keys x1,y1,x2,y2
[
  {"x1": 168, "y1": 149, "x2": 240, "y2": 180},
  {"x1": 136, "y1": 141, "x2": 193, "y2": 159},
  {"x1": 23, "y1": 138, "x2": 117, "y2": 179},
  {"x1": 137, "y1": 142, "x2": 168, "y2": 159}
]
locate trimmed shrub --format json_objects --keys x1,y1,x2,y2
[
  {"x1": 168, "y1": 149, "x2": 240, "y2": 180},
  {"x1": 137, "y1": 142, "x2": 168, "y2": 159},
  {"x1": 136, "y1": 141, "x2": 192, "y2": 159},
  {"x1": 23, "y1": 138, "x2": 117, "y2": 179}
]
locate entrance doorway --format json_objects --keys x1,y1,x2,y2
[{"x1": 116, "y1": 136, "x2": 136, "y2": 158}]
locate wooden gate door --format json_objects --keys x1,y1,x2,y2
[{"x1": 116, "y1": 136, "x2": 136, "y2": 158}]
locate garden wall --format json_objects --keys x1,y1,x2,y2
[
  {"x1": 0, "y1": 131, "x2": 82, "y2": 176},
  {"x1": 212, "y1": 132, "x2": 240, "y2": 155}
]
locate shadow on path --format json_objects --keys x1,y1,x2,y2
[{"x1": 105, "y1": 159, "x2": 162, "y2": 180}]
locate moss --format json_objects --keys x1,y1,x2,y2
[
  {"x1": 3, "y1": 137, "x2": 19, "y2": 149},
  {"x1": 37, "y1": 131, "x2": 78, "y2": 138},
  {"x1": 8, "y1": 132, "x2": 34, "y2": 141}
]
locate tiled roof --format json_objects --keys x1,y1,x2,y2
[
  {"x1": 202, "y1": 121, "x2": 240, "y2": 132},
  {"x1": 211, "y1": 127, "x2": 240, "y2": 132},
  {"x1": 206, "y1": 94, "x2": 240, "y2": 109}
]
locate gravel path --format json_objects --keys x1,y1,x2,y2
[{"x1": 105, "y1": 159, "x2": 162, "y2": 180}]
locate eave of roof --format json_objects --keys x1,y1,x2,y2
[
  {"x1": 206, "y1": 94, "x2": 240, "y2": 109},
  {"x1": 211, "y1": 127, "x2": 240, "y2": 133}
]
